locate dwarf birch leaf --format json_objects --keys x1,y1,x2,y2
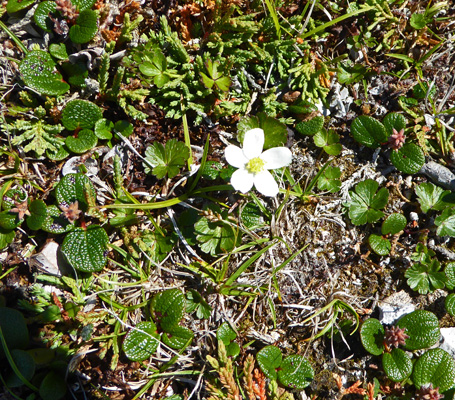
[
  {"x1": 257, "y1": 345, "x2": 282, "y2": 380},
  {"x1": 296, "y1": 117, "x2": 324, "y2": 137},
  {"x1": 65, "y1": 129, "x2": 98, "y2": 154},
  {"x1": 69, "y1": 10, "x2": 98, "y2": 44},
  {"x1": 351, "y1": 115, "x2": 387, "y2": 148},
  {"x1": 34, "y1": 1, "x2": 57, "y2": 32},
  {"x1": 445, "y1": 263, "x2": 455, "y2": 290},
  {"x1": 360, "y1": 318, "x2": 385, "y2": 356},
  {"x1": 397, "y1": 310, "x2": 440, "y2": 351},
  {"x1": 41, "y1": 205, "x2": 74, "y2": 234},
  {"x1": 72, "y1": 0, "x2": 96, "y2": 11},
  {"x1": 143, "y1": 139, "x2": 189, "y2": 179},
  {"x1": 62, "y1": 100, "x2": 103, "y2": 130},
  {"x1": 390, "y1": 143, "x2": 425, "y2": 174},
  {"x1": 446, "y1": 294, "x2": 455, "y2": 317},
  {"x1": 26, "y1": 199, "x2": 48, "y2": 230},
  {"x1": 383, "y1": 113, "x2": 407, "y2": 136},
  {"x1": 382, "y1": 213, "x2": 407, "y2": 235},
  {"x1": 162, "y1": 325, "x2": 193, "y2": 349},
  {"x1": 49, "y1": 43, "x2": 69, "y2": 60},
  {"x1": 412, "y1": 348, "x2": 455, "y2": 393},
  {"x1": 151, "y1": 289, "x2": 185, "y2": 332},
  {"x1": 278, "y1": 355, "x2": 314, "y2": 390},
  {"x1": 94, "y1": 119, "x2": 114, "y2": 140},
  {"x1": 123, "y1": 321, "x2": 159, "y2": 361},
  {"x1": 369, "y1": 234, "x2": 391, "y2": 256},
  {"x1": 55, "y1": 173, "x2": 96, "y2": 211},
  {"x1": 61, "y1": 225, "x2": 109, "y2": 272},
  {"x1": 382, "y1": 348, "x2": 412, "y2": 382},
  {"x1": 20, "y1": 50, "x2": 69, "y2": 96}
]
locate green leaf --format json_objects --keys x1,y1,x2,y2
[
  {"x1": 413, "y1": 82, "x2": 437, "y2": 100},
  {"x1": 162, "y1": 325, "x2": 193, "y2": 349},
  {"x1": 445, "y1": 263, "x2": 455, "y2": 290},
  {"x1": 200, "y1": 161, "x2": 222, "y2": 180},
  {"x1": 257, "y1": 345, "x2": 282, "y2": 380},
  {"x1": 237, "y1": 113, "x2": 287, "y2": 150},
  {"x1": 317, "y1": 166, "x2": 342, "y2": 193},
  {"x1": 0, "y1": 307, "x2": 29, "y2": 359},
  {"x1": 240, "y1": 202, "x2": 263, "y2": 229},
  {"x1": 346, "y1": 179, "x2": 388, "y2": 225},
  {"x1": 337, "y1": 62, "x2": 369, "y2": 84},
  {"x1": 123, "y1": 321, "x2": 159, "y2": 361},
  {"x1": 139, "y1": 50, "x2": 169, "y2": 88},
  {"x1": 49, "y1": 43, "x2": 69, "y2": 60},
  {"x1": 7, "y1": 0, "x2": 34, "y2": 12},
  {"x1": 382, "y1": 348, "x2": 412, "y2": 382},
  {"x1": 390, "y1": 143, "x2": 425, "y2": 174},
  {"x1": 200, "y1": 59, "x2": 231, "y2": 92},
  {"x1": 217, "y1": 322, "x2": 236, "y2": 345},
  {"x1": 72, "y1": 0, "x2": 96, "y2": 11},
  {"x1": 69, "y1": 10, "x2": 98, "y2": 44},
  {"x1": 65, "y1": 129, "x2": 98, "y2": 154},
  {"x1": 194, "y1": 204, "x2": 238, "y2": 256},
  {"x1": 20, "y1": 50, "x2": 69, "y2": 96},
  {"x1": 94, "y1": 118, "x2": 114, "y2": 140},
  {"x1": 39, "y1": 371, "x2": 67, "y2": 400},
  {"x1": 114, "y1": 120, "x2": 134, "y2": 138},
  {"x1": 412, "y1": 348, "x2": 455, "y2": 393},
  {"x1": 6, "y1": 349, "x2": 35, "y2": 388},
  {"x1": 41, "y1": 205, "x2": 74, "y2": 234},
  {"x1": 435, "y1": 208, "x2": 455, "y2": 237},
  {"x1": 55, "y1": 173, "x2": 96, "y2": 211},
  {"x1": 369, "y1": 234, "x2": 391, "y2": 256},
  {"x1": 33, "y1": 1, "x2": 57, "y2": 32},
  {"x1": 383, "y1": 113, "x2": 407, "y2": 137},
  {"x1": 137, "y1": 229, "x2": 176, "y2": 263},
  {"x1": 62, "y1": 100, "x2": 103, "y2": 131},
  {"x1": 314, "y1": 129, "x2": 342, "y2": 155},
  {"x1": 185, "y1": 290, "x2": 212, "y2": 320},
  {"x1": 445, "y1": 293, "x2": 455, "y2": 317},
  {"x1": 405, "y1": 260, "x2": 446, "y2": 295},
  {"x1": 382, "y1": 213, "x2": 407, "y2": 235},
  {"x1": 278, "y1": 355, "x2": 314, "y2": 390},
  {"x1": 26, "y1": 199, "x2": 47, "y2": 230},
  {"x1": 295, "y1": 116, "x2": 324, "y2": 137},
  {"x1": 61, "y1": 225, "x2": 109, "y2": 273},
  {"x1": 415, "y1": 183, "x2": 452, "y2": 213},
  {"x1": 0, "y1": 211, "x2": 21, "y2": 230},
  {"x1": 0, "y1": 228, "x2": 15, "y2": 250},
  {"x1": 397, "y1": 310, "x2": 440, "y2": 351},
  {"x1": 143, "y1": 139, "x2": 189, "y2": 179},
  {"x1": 410, "y1": 13, "x2": 431, "y2": 29},
  {"x1": 360, "y1": 318, "x2": 385, "y2": 356},
  {"x1": 351, "y1": 116, "x2": 388, "y2": 148},
  {"x1": 151, "y1": 289, "x2": 186, "y2": 331}
]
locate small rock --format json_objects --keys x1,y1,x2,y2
[
  {"x1": 440, "y1": 328, "x2": 455, "y2": 358},
  {"x1": 378, "y1": 290, "x2": 415, "y2": 325}
]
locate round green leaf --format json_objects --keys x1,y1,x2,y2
[
  {"x1": 382, "y1": 213, "x2": 407, "y2": 235},
  {"x1": 397, "y1": 310, "x2": 440, "y2": 351},
  {"x1": 7, "y1": 0, "x2": 35, "y2": 12},
  {"x1": 278, "y1": 355, "x2": 314, "y2": 390},
  {"x1": 47, "y1": 144, "x2": 70, "y2": 161},
  {"x1": 257, "y1": 345, "x2": 282, "y2": 380},
  {"x1": 39, "y1": 371, "x2": 67, "y2": 400},
  {"x1": 62, "y1": 100, "x2": 103, "y2": 130},
  {"x1": 445, "y1": 262, "x2": 455, "y2": 290},
  {"x1": 41, "y1": 205, "x2": 74, "y2": 234},
  {"x1": 446, "y1": 294, "x2": 455, "y2": 317},
  {"x1": 382, "y1": 348, "x2": 412, "y2": 382},
  {"x1": 94, "y1": 119, "x2": 114, "y2": 140},
  {"x1": 69, "y1": 10, "x2": 98, "y2": 44},
  {"x1": 369, "y1": 234, "x2": 391, "y2": 256},
  {"x1": 72, "y1": 0, "x2": 96, "y2": 11},
  {"x1": 55, "y1": 173, "x2": 96, "y2": 211},
  {"x1": 6, "y1": 349, "x2": 36, "y2": 388},
  {"x1": 0, "y1": 228, "x2": 15, "y2": 250},
  {"x1": 49, "y1": 43, "x2": 69, "y2": 61},
  {"x1": 0, "y1": 211, "x2": 21, "y2": 230},
  {"x1": 65, "y1": 129, "x2": 98, "y2": 154},
  {"x1": 390, "y1": 143, "x2": 425, "y2": 174},
  {"x1": 61, "y1": 225, "x2": 109, "y2": 272},
  {"x1": 240, "y1": 202, "x2": 263, "y2": 229},
  {"x1": 33, "y1": 1, "x2": 57, "y2": 32},
  {"x1": 162, "y1": 325, "x2": 194, "y2": 349},
  {"x1": 351, "y1": 115, "x2": 387, "y2": 148},
  {"x1": 151, "y1": 289, "x2": 186, "y2": 331},
  {"x1": 114, "y1": 120, "x2": 134, "y2": 138},
  {"x1": 360, "y1": 318, "x2": 385, "y2": 356},
  {"x1": 20, "y1": 50, "x2": 69, "y2": 96},
  {"x1": 26, "y1": 199, "x2": 48, "y2": 230},
  {"x1": 217, "y1": 322, "x2": 237, "y2": 345},
  {"x1": 295, "y1": 116, "x2": 324, "y2": 137},
  {"x1": 123, "y1": 321, "x2": 159, "y2": 361},
  {"x1": 383, "y1": 113, "x2": 407, "y2": 136},
  {"x1": 0, "y1": 307, "x2": 29, "y2": 359},
  {"x1": 413, "y1": 348, "x2": 455, "y2": 393}
]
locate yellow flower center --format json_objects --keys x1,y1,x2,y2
[{"x1": 246, "y1": 157, "x2": 265, "y2": 174}]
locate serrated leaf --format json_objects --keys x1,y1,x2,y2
[
  {"x1": 257, "y1": 345, "x2": 282, "y2": 380},
  {"x1": 446, "y1": 294, "x2": 455, "y2": 317},
  {"x1": 69, "y1": 10, "x2": 98, "y2": 44},
  {"x1": 445, "y1": 263, "x2": 455, "y2": 290},
  {"x1": 351, "y1": 115, "x2": 387, "y2": 148},
  {"x1": 435, "y1": 208, "x2": 455, "y2": 237},
  {"x1": 412, "y1": 348, "x2": 455, "y2": 393},
  {"x1": 397, "y1": 310, "x2": 440, "y2": 351},
  {"x1": 405, "y1": 260, "x2": 446, "y2": 295},
  {"x1": 360, "y1": 318, "x2": 385, "y2": 356},
  {"x1": 185, "y1": 290, "x2": 212, "y2": 320},
  {"x1": 7, "y1": 0, "x2": 35, "y2": 12},
  {"x1": 317, "y1": 166, "x2": 342, "y2": 193},
  {"x1": 369, "y1": 234, "x2": 391, "y2": 256},
  {"x1": 415, "y1": 183, "x2": 452, "y2": 213},
  {"x1": 61, "y1": 225, "x2": 109, "y2": 272},
  {"x1": 162, "y1": 325, "x2": 193, "y2": 349},
  {"x1": 65, "y1": 129, "x2": 98, "y2": 154},
  {"x1": 114, "y1": 120, "x2": 134, "y2": 137},
  {"x1": 33, "y1": 1, "x2": 57, "y2": 32},
  {"x1": 26, "y1": 199, "x2": 47, "y2": 230},
  {"x1": 278, "y1": 355, "x2": 314, "y2": 390},
  {"x1": 382, "y1": 213, "x2": 407, "y2": 235},
  {"x1": 382, "y1": 348, "x2": 412, "y2": 382},
  {"x1": 390, "y1": 143, "x2": 425, "y2": 174},
  {"x1": 296, "y1": 116, "x2": 324, "y2": 136},
  {"x1": 151, "y1": 289, "x2": 185, "y2": 331},
  {"x1": 410, "y1": 13, "x2": 431, "y2": 29},
  {"x1": 123, "y1": 321, "x2": 159, "y2": 361},
  {"x1": 337, "y1": 62, "x2": 368, "y2": 84},
  {"x1": 55, "y1": 173, "x2": 96, "y2": 211},
  {"x1": 383, "y1": 113, "x2": 407, "y2": 136},
  {"x1": 143, "y1": 139, "x2": 189, "y2": 179},
  {"x1": 201, "y1": 161, "x2": 222, "y2": 180},
  {"x1": 62, "y1": 100, "x2": 103, "y2": 131},
  {"x1": 6, "y1": 349, "x2": 36, "y2": 388},
  {"x1": 20, "y1": 50, "x2": 69, "y2": 96}
]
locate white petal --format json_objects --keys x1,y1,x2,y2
[
  {"x1": 243, "y1": 128, "x2": 264, "y2": 159},
  {"x1": 254, "y1": 170, "x2": 279, "y2": 197},
  {"x1": 225, "y1": 145, "x2": 248, "y2": 168},
  {"x1": 260, "y1": 147, "x2": 292, "y2": 170},
  {"x1": 231, "y1": 168, "x2": 254, "y2": 193}
]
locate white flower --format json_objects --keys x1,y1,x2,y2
[{"x1": 224, "y1": 128, "x2": 292, "y2": 197}]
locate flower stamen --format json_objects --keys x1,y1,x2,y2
[{"x1": 246, "y1": 157, "x2": 265, "y2": 174}]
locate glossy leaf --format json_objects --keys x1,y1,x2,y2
[
  {"x1": 33, "y1": 1, "x2": 57, "y2": 32},
  {"x1": 94, "y1": 119, "x2": 114, "y2": 140},
  {"x1": 445, "y1": 262, "x2": 455, "y2": 290},
  {"x1": 317, "y1": 166, "x2": 342, "y2": 193},
  {"x1": 415, "y1": 183, "x2": 452, "y2": 213},
  {"x1": 162, "y1": 325, "x2": 193, "y2": 349},
  {"x1": 123, "y1": 321, "x2": 159, "y2": 361},
  {"x1": 69, "y1": 10, "x2": 98, "y2": 44},
  {"x1": 351, "y1": 115, "x2": 387, "y2": 148},
  {"x1": 237, "y1": 113, "x2": 287, "y2": 150},
  {"x1": 26, "y1": 199, "x2": 47, "y2": 230},
  {"x1": 240, "y1": 202, "x2": 263, "y2": 229},
  {"x1": 445, "y1": 293, "x2": 455, "y2": 317},
  {"x1": 397, "y1": 310, "x2": 440, "y2": 351},
  {"x1": 369, "y1": 234, "x2": 391, "y2": 256},
  {"x1": 383, "y1": 113, "x2": 407, "y2": 136},
  {"x1": 435, "y1": 208, "x2": 455, "y2": 237},
  {"x1": 278, "y1": 355, "x2": 314, "y2": 390},
  {"x1": 62, "y1": 100, "x2": 103, "y2": 131},
  {"x1": 382, "y1": 213, "x2": 407, "y2": 235},
  {"x1": 65, "y1": 129, "x2": 98, "y2": 154},
  {"x1": 55, "y1": 173, "x2": 96, "y2": 211},
  {"x1": 390, "y1": 143, "x2": 425, "y2": 174},
  {"x1": 296, "y1": 116, "x2": 324, "y2": 137},
  {"x1": 41, "y1": 205, "x2": 74, "y2": 234},
  {"x1": 7, "y1": 0, "x2": 34, "y2": 12},
  {"x1": 360, "y1": 318, "x2": 385, "y2": 356},
  {"x1": 314, "y1": 129, "x2": 341, "y2": 155},
  {"x1": 257, "y1": 345, "x2": 282, "y2": 380},
  {"x1": 382, "y1": 348, "x2": 412, "y2": 382},
  {"x1": 0, "y1": 211, "x2": 21, "y2": 230},
  {"x1": 151, "y1": 289, "x2": 186, "y2": 331}
]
